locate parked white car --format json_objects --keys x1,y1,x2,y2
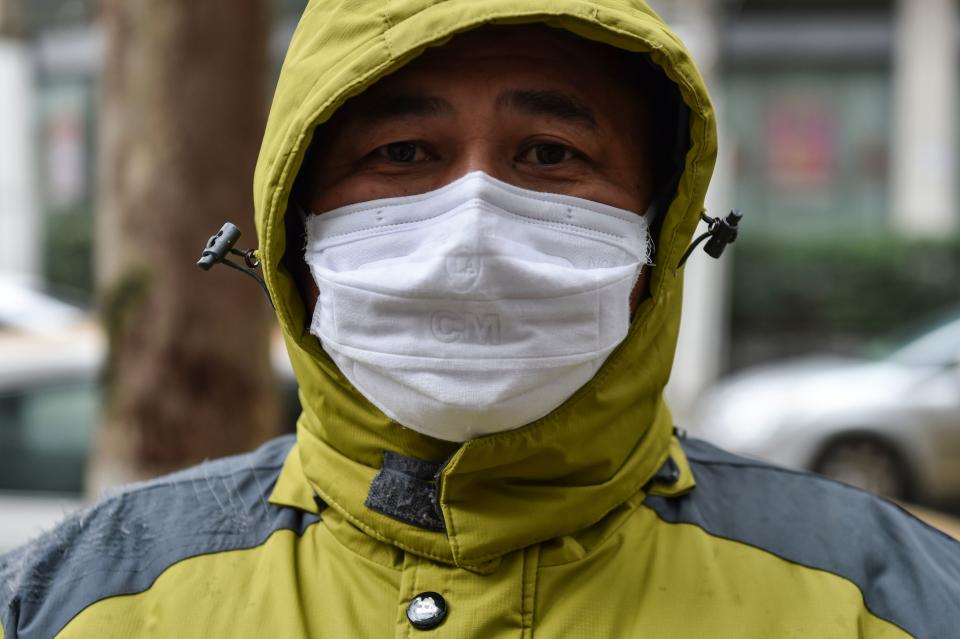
[
  {"x1": 0, "y1": 326, "x2": 301, "y2": 553},
  {"x1": 691, "y1": 313, "x2": 960, "y2": 502},
  {"x1": 0, "y1": 275, "x2": 86, "y2": 333},
  {"x1": 0, "y1": 328, "x2": 101, "y2": 551}
]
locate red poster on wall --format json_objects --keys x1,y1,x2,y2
[{"x1": 765, "y1": 99, "x2": 836, "y2": 191}]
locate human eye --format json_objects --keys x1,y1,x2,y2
[
  {"x1": 517, "y1": 142, "x2": 580, "y2": 166},
  {"x1": 375, "y1": 141, "x2": 432, "y2": 164}
]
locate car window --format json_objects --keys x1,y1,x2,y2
[
  {"x1": 888, "y1": 317, "x2": 960, "y2": 367},
  {"x1": 0, "y1": 379, "x2": 98, "y2": 495}
]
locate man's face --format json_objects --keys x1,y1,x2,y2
[{"x1": 298, "y1": 25, "x2": 655, "y2": 309}]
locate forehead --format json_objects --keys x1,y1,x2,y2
[{"x1": 355, "y1": 24, "x2": 638, "y2": 102}]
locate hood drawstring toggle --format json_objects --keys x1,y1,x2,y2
[
  {"x1": 196, "y1": 222, "x2": 274, "y2": 308},
  {"x1": 677, "y1": 209, "x2": 743, "y2": 269}
]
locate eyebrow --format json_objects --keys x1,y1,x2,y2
[
  {"x1": 350, "y1": 95, "x2": 454, "y2": 121},
  {"x1": 496, "y1": 90, "x2": 598, "y2": 129}
]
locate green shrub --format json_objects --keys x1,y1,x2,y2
[
  {"x1": 43, "y1": 207, "x2": 94, "y2": 302},
  {"x1": 729, "y1": 233, "x2": 960, "y2": 366}
]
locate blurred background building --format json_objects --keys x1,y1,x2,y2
[
  {"x1": 656, "y1": 0, "x2": 960, "y2": 415},
  {"x1": 1, "y1": 0, "x2": 958, "y2": 546},
  {"x1": 6, "y1": 0, "x2": 958, "y2": 383},
  {"x1": 0, "y1": 0, "x2": 309, "y2": 300}
]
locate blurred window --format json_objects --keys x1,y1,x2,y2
[
  {"x1": 726, "y1": 69, "x2": 891, "y2": 237},
  {"x1": 0, "y1": 379, "x2": 97, "y2": 495}
]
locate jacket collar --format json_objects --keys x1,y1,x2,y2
[{"x1": 270, "y1": 427, "x2": 697, "y2": 572}]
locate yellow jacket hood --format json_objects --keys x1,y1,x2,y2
[{"x1": 253, "y1": 0, "x2": 717, "y2": 570}]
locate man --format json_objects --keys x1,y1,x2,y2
[{"x1": 2, "y1": 1, "x2": 958, "y2": 637}]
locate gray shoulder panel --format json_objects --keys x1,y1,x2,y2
[
  {"x1": 0, "y1": 435, "x2": 320, "y2": 639},
  {"x1": 645, "y1": 437, "x2": 960, "y2": 639}
]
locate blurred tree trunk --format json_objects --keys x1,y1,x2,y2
[
  {"x1": 90, "y1": 0, "x2": 279, "y2": 492},
  {"x1": 0, "y1": 0, "x2": 20, "y2": 38}
]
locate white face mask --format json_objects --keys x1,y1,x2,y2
[{"x1": 303, "y1": 171, "x2": 652, "y2": 442}]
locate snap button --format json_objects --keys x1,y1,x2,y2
[{"x1": 406, "y1": 591, "x2": 448, "y2": 630}]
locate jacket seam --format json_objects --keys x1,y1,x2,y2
[
  {"x1": 643, "y1": 507, "x2": 916, "y2": 638},
  {"x1": 95, "y1": 460, "x2": 287, "y2": 505},
  {"x1": 520, "y1": 544, "x2": 539, "y2": 638},
  {"x1": 379, "y1": 8, "x2": 395, "y2": 60},
  {"x1": 48, "y1": 518, "x2": 321, "y2": 638}
]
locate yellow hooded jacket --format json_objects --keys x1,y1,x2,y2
[{"x1": 2, "y1": 1, "x2": 959, "y2": 637}]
